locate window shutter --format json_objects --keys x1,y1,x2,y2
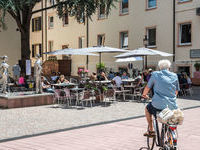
[
  {"x1": 39, "y1": 17, "x2": 42, "y2": 31},
  {"x1": 32, "y1": 45, "x2": 35, "y2": 57},
  {"x1": 39, "y1": 44, "x2": 42, "y2": 56},
  {"x1": 32, "y1": 19, "x2": 34, "y2": 32}
]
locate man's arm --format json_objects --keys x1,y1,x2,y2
[
  {"x1": 142, "y1": 85, "x2": 151, "y2": 99},
  {"x1": 175, "y1": 90, "x2": 178, "y2": 96}
]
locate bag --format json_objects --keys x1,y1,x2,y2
[
  {"x1": 158, "y1": 107, "x2": 174, "y2": 124},
  {"x1": 158, "y1": 107, "x2": 184, "y2": 125}
]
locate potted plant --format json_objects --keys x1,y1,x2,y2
[
  {"x1": 96, "y1": 62, "x2": 105, "y2": 73},
  {"x1": 194, "y1": 62, "x2": 200, "y2": 71},
  {"x1": 78, "y1": 69, "x2": 89, "y2": 78}
]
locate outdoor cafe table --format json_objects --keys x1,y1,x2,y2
[
  {"x1": 122, "y1": 78, "x2": 137, "y2": 94},
  {"x1": 94, "y1": 80, "x2": 112, "y2": 84},
  {"x1": 122, "y1": 79, "x2": 136, "y2": 86},
  {"x1": 51, "y1": 83, "x2": 78, "y2": 89}
]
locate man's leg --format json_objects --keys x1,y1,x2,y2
[{"x1": 145, "y1": 107, "x2": 153, "y2": 131}]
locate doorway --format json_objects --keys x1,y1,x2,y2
[{"x1": 178, "y1": 66, "x2": 190, "y2": 76}]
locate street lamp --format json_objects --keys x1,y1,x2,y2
[{"x1": 143, "y1": 35, "x2": 148, "y2": 69}]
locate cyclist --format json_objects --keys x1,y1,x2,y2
[{"x1": 142, "y1": 59, "x2": 180, "y2": 137}]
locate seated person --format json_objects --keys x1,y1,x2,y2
[
  {"x1": 51, "y1": 72, "x2": 59, "y2": 83},
  {"x1": 41, "y1": 76, "x2": 54, "y2": 93},
  {"x1": 90, "y1": 72, "x2": 97, "y2": 81},
  {"x1": 136, "y1": 72, "x2": 144, "y2": 87},
  {"x1": 108, "y1": 71, "x2": 115, "y2": 80},
  {"x1": 97, "y1": 71, "x2": 108, "y2": 81},
  {"x1": 121, "y1": 72, "x2": 129, "y2": 80},
  {"x1": 112, "y1": 72, "x2": 122, "y2": 88},
  {"x1": 18, "y1": 74, "x2": 25, "y2": 86},
  {"x1": 57, "y1": 75, "x2": 69, "y2": 84}
]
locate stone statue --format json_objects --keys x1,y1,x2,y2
[
  {"x1": 0, "y1": 56, "x2": 9, "y2": 94},
  {"x1": 34, "y1": 54, "x2": 42, "y2": 94}
]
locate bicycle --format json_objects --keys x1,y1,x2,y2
[{"x1": 147, "y1": 113, "x2": 178, "y2": 150}]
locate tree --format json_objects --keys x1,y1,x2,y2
[{"x1": 0, "y1": 0, "x2": 117, "y2": 72}]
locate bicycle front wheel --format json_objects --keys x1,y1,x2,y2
[{"x1": 147, "y1": 126, "x2": 156, "y2": 150}]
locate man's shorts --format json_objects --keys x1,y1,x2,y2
[{"x1": 146, "y1": 102, "x2": 162, "y2": 117}]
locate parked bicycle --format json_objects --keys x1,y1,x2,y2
[{"x1": 147, "y1": 113, "x2": 178, "y2": 150}]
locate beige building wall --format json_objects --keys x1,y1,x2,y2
[
  {"x1": 30, "y1": 0, "x2": 200, "y2": 77},
  {"x1": 0, "y1": 14, "x2": 21, "y2": 73}
]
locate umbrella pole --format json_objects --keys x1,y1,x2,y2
[
  {"x1": 99, "y1": 52, "x2": 102, "y2": 64},
  {"x1": 145, "y1": 56, "x2": 148, "y2": 69},
  {"x1": 143, "y1": 56, "x2": 145, "y2": 70}
]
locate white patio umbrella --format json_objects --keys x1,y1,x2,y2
[
  {"x1": 44, "y1": 48, "x2": 98, "y2": 56},
  {"x1": 115, "y1": 47, "x2": 173, "y2": 69},
  {"x1": 115, "y1": 47, "x2": 173, "y2": 58},
  {"x1": 115, "y1": 56, "x2": 143, "y2": 62},
  {"x1": 73, "y1": 46, "x2": 129, "y2": 64}
]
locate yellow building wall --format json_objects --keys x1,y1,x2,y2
[{"x1": 0, "y1": 14, "x2": 21, "y2": 73}]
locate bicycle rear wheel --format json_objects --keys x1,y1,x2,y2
[
  {"x1": 147, "y1": 126, "x2": 156, "y2": 150},
  {"x1": 162, "y1": 127, "x2": 177, "y2": 150}
]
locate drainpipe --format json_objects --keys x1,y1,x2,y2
[
  {"x1": 173, "y1": 0, "x2": 176, "y2": 62},
  {"x1": 45, "y1": 0, "x2": 47, "y2": 60},
  {"x1": 41, "y1": 0, "x2": 44, "y2": 61},
  {"x1": 86, "y1": 16, "x2": 89, "y2": 69}
]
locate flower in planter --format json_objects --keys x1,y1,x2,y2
[
  {"x1": 85, "y1": 69, "x2": 89, "y2": 73},
  {"x1": 78, "y1": 69, "x2": 84, "y2": 74}
]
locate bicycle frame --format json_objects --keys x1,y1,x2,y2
[{"x1": 153, "y1": 115, "x2": 162, "y2": 147}]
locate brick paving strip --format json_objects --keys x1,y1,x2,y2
[{"x1": 0, "y1": 107, "x2": 199, "y2": 150}]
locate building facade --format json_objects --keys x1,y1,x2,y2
[
  {"x1": 0, "y1": 14, "x2": 21, "y2": 73},
  {"x1": 30, "y1": 0, "x2": 200, "y2": 76}
]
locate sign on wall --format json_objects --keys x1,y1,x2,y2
[
  {"x1": 190, "y1": 49, "x2": 200, "y2": 58},
  {"x1": 26, "y1": 60, "x2": 31, "y2": 75}
]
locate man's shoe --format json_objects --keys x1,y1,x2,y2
[{"x1": 143, "y1": 131, "x2": 156, "y2": 137}]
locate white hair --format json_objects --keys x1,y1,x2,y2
[{"x1": 158, "y1": 59, "x2": 171, "y2": 70}]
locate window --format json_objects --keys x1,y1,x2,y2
[
  {"x1": 98, "y1": 4, "x2": 106, "y2": 19},
  {"x1": 62, "y1": 45, "x2": 69, "y2": 49},
  {"x1": 48, "y1": 56, "x2": 57, "y2": 60},
  {"x1": 147, "y1": 28, "x2": 156, "y2": 47},
  {"x1": 78, "y1": 13, "x2": 85, "y2": 23},
  {"x1": 32, "y1": 17, "x2": 41, "y2": 32},
  {"x1": 49, "y1": 0, "x2": 55, "y2": 5},
  {"x1": 63, "y1": 13, "x2": 69, "y2": 25},
  {"x1": 120, "y1": 0, "x2": 129, "y2": 14},
  {"x1": 78, "y1": 37, "x2": 84, "y2": 48},
  {"x1": 48, "y1": 16, "x2": 54, "y2": 29},
  {"x1": 48, "y1": 41, "x2": 53, "y2": 52},
  {"x1": 120, "y1": 32, "x2": 128, "y2": 49},
  {"x1": 97, "y1": 34, "x2": 105, "y2": 46},
  {"x1": 147, "y1": 0, "x2": 156, "y2": 9},
  {"x1": 32, "y1": 44, "x2": 42, "y2": 57},
  {"x1": 179, "y1": 23, "x2": 191, "y2": 45},
  {"x1": 178, "y1": 0, "x2": 191, "y2": 2}
]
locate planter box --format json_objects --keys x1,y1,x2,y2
[{"x1": 191, "y1": 78, "x2": 200, "y2": 86}]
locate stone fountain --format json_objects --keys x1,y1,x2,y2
[{"x1": 0, "y1": 55, "x2": 54, "y2": 109}]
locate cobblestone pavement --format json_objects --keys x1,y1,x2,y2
[
  {"x1": 0, "y1": 106, "x2": 199, "y2": 149},
  {"x1": 0, "y1": 87, "x2": 200, "y2": 142}
]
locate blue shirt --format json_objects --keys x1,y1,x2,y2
[
  {"x1": 122, "y1": 75, "x2": 128, "y2": 79},
  {"x1": 147, "y1": 69, "x2": 180, "y2": 110}
]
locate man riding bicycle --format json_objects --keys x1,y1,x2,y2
[{"x1": 142, "y1": 59, "x2": 180, "y2": 137}]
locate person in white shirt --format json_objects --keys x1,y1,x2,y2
[
  {"x1": 12, "y1": 63, "x2": 21, "y2": 81},
  {"x1": 112, "y1": 72, "x2": 122, "y2": 88}
]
